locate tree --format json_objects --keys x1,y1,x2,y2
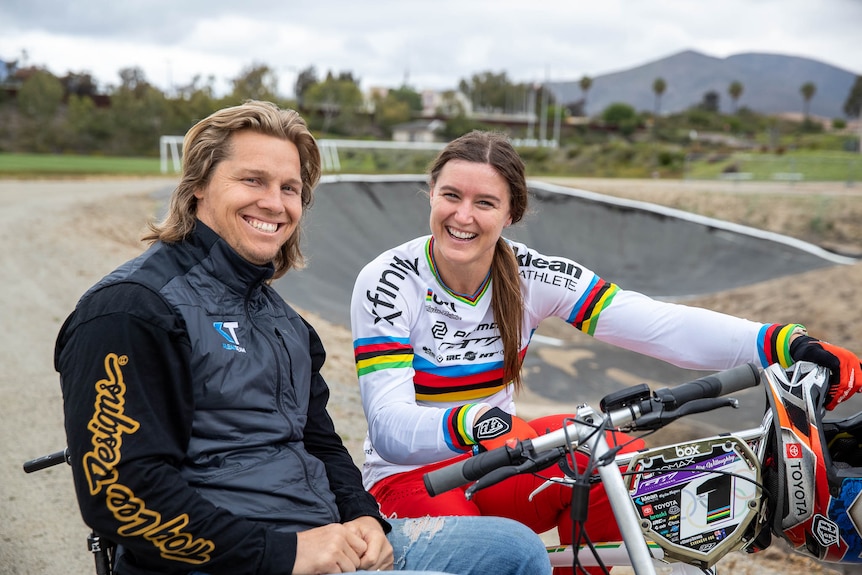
[
  {"x1": 109, "y1": 66, "x2": 170, "y2": 155},
  {"x1": 844, "y1": 75, "x2": 862, "y2": 119},
  {"x1": 61, "y1": 71, "x2": 98, "y2": 98},
  {"x1": 16, "y1": 69, "x2": 65, "y2": 151},
  {"x1": 230, "y1": 63, "x2": 279, "y2": 103},
  {"x1": 303, "y1": 71, "x2": 364, "y2": 134},
  {"x1": 387, "y1": 85, "x2": 423, "y2": 113},
  {"x1": 601, "y1": 102, "x2": 639, "y2": 136},
  {"x1": 728, "y1": 81, "x2": 744, "y2": 113},
  {"x1": 294, "y1": 66, "x2": 319, "y2": 108},
  {"x1": 652, "y1": 77, "x2": 667, "y2": 116},
  {"x1": 371, "y1": 86, "x2": 422, "y2": 135},
  {"x1": 18, "y1": 69, "x2": 64, "y2": 119},
  {"x1": 579, "y1": 75, "x2": 593, "y2": 116},
  {"x1": 62, "y1": 94, "x2": 112, "y2": 153},
  {"x1": 172, "y1": 74, "x2": 218, "y2": 128},
  {"x1": 117, "y1": 66, "x2": 151, "y2": 97},
  {"x1": 458, "y1": 70, "x2": 518, "y2": 112},
  {"x1": 800, "y1": 82, "x2": 816, "y2": 119}
]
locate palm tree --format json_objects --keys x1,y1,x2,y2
[
  {"x1": 728, "y1": 81, "x2": 743, "y2": 113},
  {"x1": 652, "y1": 77, "x2": 667, "y2": 116},
  {"x1": 800, "y1": 82, "x2": 816, "y2": 119},
  {"x1": 579, "y1": 75, "x2": 592, "y2": 116}
]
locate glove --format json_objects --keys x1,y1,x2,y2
[
  {"x1": 473, "y1": 407, "x2": 538, "y2": 451},
  {"x1": 790, "y1": 335, "x2": 862, "y2": 410}
]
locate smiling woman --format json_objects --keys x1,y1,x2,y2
[{"x1": 348, "y1": 130, "x2": 862, "y2": 575}]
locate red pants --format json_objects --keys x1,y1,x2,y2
[{"x1": 370, "y1": 414, "x2": 645, "y2": 574}]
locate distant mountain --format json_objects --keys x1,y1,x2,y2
[{"x1": 546, "y1": 50, "x2": 859, "y2": 118}]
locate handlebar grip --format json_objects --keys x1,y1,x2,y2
[
  {"x1": 23, "y1": 449, "x2": 69, "y2": 473},
  {"x1": 662, "y1": 363, "x2": 760, "y2": 407},
  {"x1": 423, "y1": 447, "x2": 516, "y2": 497}
]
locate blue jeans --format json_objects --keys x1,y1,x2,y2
[
  {"x1": 380, "y1": 515, "x2": 551, "y2": 575},
  {"x1": 192, "y1": 515, "x2": 551, "y2": 575}
]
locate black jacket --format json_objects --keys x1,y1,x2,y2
[{"x1": 55, "y1": 222, "x2": 385, "y2": 575}]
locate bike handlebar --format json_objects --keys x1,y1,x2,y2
[
  {"x1": 424, "y1": 363, "x2": 762, "y2": 497},
  {"x1": 654, "y1": 362, "x2": 760, "y2": 408},
  {"x1": 424, "y1": 444, "x2": 522, "y2": 497},
  {"x1": 23, "y1": 448, "x2": 69, "y2": 473}
]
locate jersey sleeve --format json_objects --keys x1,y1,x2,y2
[
  {"x1": 350, "y1": 259, "x2": 486, "y2": 465},
  {"x1": 513, "y1": 242, "x2": 797, "y2": 371},
  {"x1": 590, "y1": 288, "x2": 798, "y2": 369},
  {"x1": 516, "y1": 246, "x2": 796, "y2": 370}
]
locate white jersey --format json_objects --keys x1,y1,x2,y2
[{"x1": 350, "y1": 235, "x2": 797, "y2": 489}]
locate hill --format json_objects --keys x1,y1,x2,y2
[{"x1": 547, "y1": 49, "x2": 859, "y2": 119}]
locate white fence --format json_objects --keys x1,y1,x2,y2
[{"x1": 159, "y1": 136, "x2": 558, "y2": 174}]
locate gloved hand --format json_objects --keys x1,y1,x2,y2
[
  {"x1": 472, "y1": 407, "x2": 538, "y2": 451},
  {"x1": 790, "y1": 335, "x2": 862, "y2": 410}
]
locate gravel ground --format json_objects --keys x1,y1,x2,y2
[{"x1": 2, "y1": 176, "x2": 858, "y2": 574}]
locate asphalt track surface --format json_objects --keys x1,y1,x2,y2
[{"x1": 275, "y1": 175, "x2": 856, "y2": 433}]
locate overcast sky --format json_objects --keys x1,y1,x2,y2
[{"x1": 2, "y1": 0, "x2": 860, "y2": 97}]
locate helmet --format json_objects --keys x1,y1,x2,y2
[{"x1": 760, "y1": 361, "x2": 862, "y2": 563}]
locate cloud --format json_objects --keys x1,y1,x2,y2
[{"x1": 2, "y1": 0, "x2": 859, "y2": 96}]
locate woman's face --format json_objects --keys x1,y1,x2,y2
[{"x1": 429, "y1": 159, "x2": 512, "y2": 293}]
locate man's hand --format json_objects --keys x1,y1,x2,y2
[
  {"x1": 294, "y1": 523, "x2": 367, "y2": 574},
  {"x1": 790, "y1": 335, "x2": 862, "y2": 410},
  {"x1": 344, "y1": 516, "x2": 393, "y2": 571},
  {"x1": 473, "y1": 407, "x2": 538, "y2": 451}
]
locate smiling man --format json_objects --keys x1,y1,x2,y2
[{"x1": 54, "y1": 101, "x2": 552, "y2": 575}]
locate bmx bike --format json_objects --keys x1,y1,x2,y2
[{"x1": 424, "y1": 361, "x2": 862, "y2": 574}]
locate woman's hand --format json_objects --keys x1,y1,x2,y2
[{"x1": 790, "y1": 335, "x2": 862, "y2": 409}]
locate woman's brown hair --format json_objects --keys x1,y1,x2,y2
[{"x1": 428, "y1": 131, "x2": 529, "y2": 391}]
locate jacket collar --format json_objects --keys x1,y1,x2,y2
[{"x1": 192, "y1": 220, "x2": 275, "y2": 294}]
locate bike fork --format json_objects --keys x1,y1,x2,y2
[{"x1": 590, "y1": 432, "x2": 658, "y2": 575}]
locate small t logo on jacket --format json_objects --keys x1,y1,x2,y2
[{"x1": 214, "y1": 321, "x2": 246, "y2": 353}]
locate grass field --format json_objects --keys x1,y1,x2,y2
[
  {"x1": 0, "y1": 153, "x2": 163, "y2": 176},
  {"x1": 684, "y1": 150, "x2": 862, "y2": 182},
  {"x1": 3, "y1": 149, "x2": 861, "y2": 183}
]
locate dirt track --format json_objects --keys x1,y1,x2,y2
[{"x1": 2, "y1": 176, "x2": 858, "y2": 574}]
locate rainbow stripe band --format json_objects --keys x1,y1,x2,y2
[
  {"x1": 568, "y1": 277, "x2": 620, "y2": 335},
  {"x1": 354, "y1": 336, "x2": 413, "y2": 376},
  {"x1": 757, "y1": 323, "x2": 805, "y2": 368},
  {"x1": 443, "y1": 404, "x2": 482, "y2": 452}
]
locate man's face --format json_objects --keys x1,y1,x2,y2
[{"x1": 194, "y1": 130, "x2": 304, "y2": 265}]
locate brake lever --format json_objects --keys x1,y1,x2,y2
[
  {"x1": 632, "y1": 397, "x2": 739, "y2": 431},
  {"x1": 528, "y1": 475, "x2": 577, "y2": 501},
  {"x1": 465, "y1": 466, "x2": 521, "y2": 499},
  {"x1": 465, "y1": 446, "x2": 566, "y2": 499}
]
